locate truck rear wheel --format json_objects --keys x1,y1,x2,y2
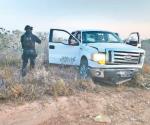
[{"x1": 79, "y1": 58, "x2": 89, "y2": 79}]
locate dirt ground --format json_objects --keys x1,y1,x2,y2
[{"x1": 0, "y1": 86, "x2": 150, "y2": 125}]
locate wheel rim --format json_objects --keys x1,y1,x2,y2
[{"x1": 80, "y1": 62, "x2": 88, "y2": 79}]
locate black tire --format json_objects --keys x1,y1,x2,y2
[
  {"x1": 92, "y1": 77, "x2": 98, "y2": 83},
  {"x1": 79, "y1": 58, "x2": 89, "y2": 79}
]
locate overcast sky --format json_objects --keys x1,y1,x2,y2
[{"x1": 0, "y1": 0, "x2": 150, "y2": 38}]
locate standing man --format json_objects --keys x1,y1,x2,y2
[{"x1": 21, "y1": 25, "x2": 41, "y2": 76}]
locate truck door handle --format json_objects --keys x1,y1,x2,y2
[{"x1": 49, "y1": 45, "x2": 55, "y2": 49}]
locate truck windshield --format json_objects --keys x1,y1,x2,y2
[{"x1": 82, "y1": 31, "x2": 122, "y2": 43}]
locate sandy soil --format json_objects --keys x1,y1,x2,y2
[{"x1": 0, "y1": 86, "x2": 150, "y2": 125}]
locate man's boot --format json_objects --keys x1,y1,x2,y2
[
  {"x1": 22, "y1": 68, "x2": 27, "y2": 77},
  {"x1": 22, "y1": 62, "x2": 27, "y2": 77}
]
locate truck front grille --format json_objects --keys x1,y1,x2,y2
[{"x1": 107, "y1": 51, "x2": 142, "y2": 65}]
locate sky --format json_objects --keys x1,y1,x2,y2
[{"x1": 0, "y1": 0, "x2": 150, "y2": 38}]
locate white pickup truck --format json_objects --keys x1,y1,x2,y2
[{"x1": 48, "y1": 29, "x2": 145, "y2": 84}]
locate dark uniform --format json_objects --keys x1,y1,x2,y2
[{"x1": 21, "y1": 25, "x2": 41, "y2": 76}]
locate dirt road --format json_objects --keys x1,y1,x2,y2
[{"x1": 0, "y1": 86, "x2": 150, "y2": 125}]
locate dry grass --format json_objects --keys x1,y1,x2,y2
[
  {"x1": 127, "y1": 64, "x2": 150, "y2": 89},
  {"x1": 46, "y1": 79, "x2": 74, "y2": 97},
  {"x1": 143, "y1": 64, "x2": 150, "y2": 74},
  {"x1": 0, "y1": 63, "x2": 97, "y2": 103},
  {"x1": 1, "y1": 62, "x2": 150, "y2": 103},
  {"x1": 0, "y1": 54, "x2": 20, "y2": 68},
  {"x1": 131, "y1": 72, "x2": 145, "y2": 87}
]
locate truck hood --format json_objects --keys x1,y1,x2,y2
[{"x1": 87, "y1": 43, "x2": 145, "y2": 53}]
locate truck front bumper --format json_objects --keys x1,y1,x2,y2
[{"x1": 90, "y1": 68, "x2": 139, "y2": 84}]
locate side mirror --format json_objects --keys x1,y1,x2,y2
[
  {"x1": 126, "y1": 40, "x2": 138, "y2": 46},
  {"x1": 125, "y1": 32, "x2": 141, "y2": 47}
]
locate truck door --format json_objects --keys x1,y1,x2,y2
[
  {"x1": 49, "y1": 29, "x2": 80, "y2": 65},
  {"x1": 125, "y1": 32, "x2": 141, "y2": 48}
]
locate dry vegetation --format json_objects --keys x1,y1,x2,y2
[{"x1": 0, "y1": 64, "x2": 100, "y2": 102}]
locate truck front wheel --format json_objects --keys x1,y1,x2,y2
[{"x1": 79, "y1": 58, "x2": 89, "y2": 79}]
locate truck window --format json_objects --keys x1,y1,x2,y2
[
  {"x1": 82, "y1": 31, "x2": 122, "y2": 43},
  {"x1": 68, "y1": 32, "x2": 79, "y2": 45},
  {"x1": 52, "y1": 30, "x2": 70, "y2": 44},
  {"x1": 128, "y1": 34, "x2": 138, "y2": 42},
  {"x1": 76, "y1": 32, "x2": 81, "y2": 42},
  {"x1": 108, "y1": 34, "x2": 119, "y2": 43}
]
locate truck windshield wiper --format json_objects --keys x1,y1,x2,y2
[{"x1": 108, "y1": 41, "x2": 120, "y2": 43}]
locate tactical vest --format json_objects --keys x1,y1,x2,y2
[{"x1": 22, "y1": 34, "x2": 35, "y2": 49}]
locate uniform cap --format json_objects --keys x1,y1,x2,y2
[{"x1": 24, "y1": 25, "x2": 33, "y2": 30}]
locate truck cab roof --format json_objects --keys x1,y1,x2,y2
[{"x1": 72, "y1": 29, "x2": 115, "y2": 33}]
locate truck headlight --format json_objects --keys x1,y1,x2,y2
[{"x1": 91, "y1": 53, "x2": 106, "y2": 64}]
